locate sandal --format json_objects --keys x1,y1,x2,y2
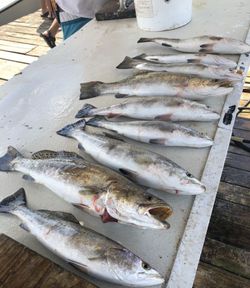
[
  {"x1": 40, "y1": 11, "x2": 49, "y2": 18},
  {"x1": 40, "y1": 31, "x2": 56, "y2": 48}
]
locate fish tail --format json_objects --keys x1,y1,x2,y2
[
  {"x1": 80, "y1": 81, "x2": 103, "y2": 99},
  {"x1": 116, "y1": 57, "x2": 139, "y2": 69},
  {"x1": 75, "y1": 103, "x2": 96, "y2": 118},
  {"x1": 133, "y1": 53, "x2": 147, "y2": 60},
  {"x1": 137, "y1": 37, "x2": 152, "y2": 43},
  {"x1": 0, "y1": 146, "x2": 23, "y2": 172},
  {"x1": 57, "y1": 120, "x2": 86, "y2": 138},
  {"x1": 86, "y1": 116, "x2": 105, "y2": 127},
  {"x1": 0, "y1": 188, "x2": 26, "y2": 214}
]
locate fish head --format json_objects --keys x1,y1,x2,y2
[
  {"x1": 106, "y1": 248, "x2": 164, "y2": 286},
  {"x1": 174, "y1": 168, "x2": 206, "y2": 195},
  {"x1": 106, "y1": 185, "x2": 172, "y2": 229}
]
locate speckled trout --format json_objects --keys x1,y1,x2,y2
[
  {"x1": 0, "y1": 188, "x2": 164, "y2": 286},
  {"x1": 57, "y1": 120, "x2": 206, "y2": 195},
  {"x1": 80, "y1": 72, "x2": 233, "y2": 100},
  {"x1": 133, "y1": 53, "x2": 237, "y2": 68},
  {"x1": 86, "y1": 117, "x2": 213, "y2": 148},
  {"x1": 117, "y1": 57, "x2": 243, "y2": 81},
  {"x1": 138, "y1": 35, "x2": 250, "y2": 54},
  {"x1": 0, "y1": 147, "x2": 172, "y2": 229},
  {"x1": 76, "y1": 97, "x2": 220, "y2": 122}
]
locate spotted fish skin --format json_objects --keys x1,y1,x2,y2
[
  {"x1": 57, "y1": 120, "x2": 206, "y2": 195},
  {"x1": 0, "y1": 189, "x2": 164, "y2": 286},
  {"x1": 80, "y1": 72, "x2": 234, "y2": 100},
  {"x1": 76, "y1": 97, "x2": 220, "y2": 122},
  {"x1": 138, "y1": 35, "x2": 250, "y2": 54},
  {"x1": 0, "y1": 147, "x2": 172, "y2": 229},
  {"x1": 86, "y1": 117, "x2": 214, "y2": 148}
]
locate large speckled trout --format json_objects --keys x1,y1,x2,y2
[
  {"x1": 0, "y1": 147, "x2": 172, "y2": 229},
  {"x1": 57, "y1": 120, "x2": 206, "y2": 195},
  {"x1": 138, "y1": 35, "x2": 250, "y2": 54},
  {"x1": 80, "y1": 72, "x2": 233, "y2": 100},
  {"x1": 0, "y1": 188, "x2": 164, "y2": 286},
  {"x1": 76, "y1": 97, "x2": 220, "y2": 122}
]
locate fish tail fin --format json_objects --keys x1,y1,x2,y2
[
  {"x1": 75, "y1": 103, "x2": 97, "y2": 118},
  {"x1": 0, "y1": 188, "x2": 26, "y2": 214},
  {"x1": 0, "y1": 146, "x2": 23, "y2": 172},
  {"x1": 116, "y1": 57, "x2": 138, "y2": 69},
  {"x1": 133, "y1": 53, "x2": 147, "y2": 60},
  {"x1": 137, "y1": 37, "x2": 152, "y2": 43},
  {"x1": 57, "y1": 120, "x2": 86, "y2": 138},
  {"x1": 80, "y1": 81, "x2": 103, "y2": 99},
  {"x1": 86, "y1": 116, "x2": 105, "y2": 127}
]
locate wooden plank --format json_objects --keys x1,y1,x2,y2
[
  {"x1": 234, "y1": 117, "x2": 250, "y2": 130},
  {"x1": 0, "y1": 24, "x2": 43, "y2": 36},
  {"x1": 0, "y1": 34, "x2": 51, "y2": 47},
  {"x1": 0, "y1": 39, "x2": 34, "y2": 49},
  {"x1": 207, "y1": 216, "x2": 250, "y2": 250},
  {"x1": 0, "y1": 234, "x2": 98, "y2": 288},
  {"x1": 225, "y1": 152, "x2": 250, "y2": 171},
  {"x1": 0, "y1": 59, "x2": 27, "y2": 80},
  {"x1": 201, "y1": 238, "x2": 250, "y2": 279},
  {"x1": 212, "y1": 198, "x2": 250, "y2": 228},
  {"x1": 0, "y1": 51, "x2": 37, "y2": 64},
  {"x1": 228, "y1": 143, "x2": 250, "y2": 156},
  {"x1": 27, "y1": 45, "x2": 50, "y2": 57},
  {"x1": 217, "y1": 182, "x2": 250, "y2": 206},
  {"x1": 194, "y1": 263, "x2": 250, "y2": 288},
  {"x1": 221, "y1": 166, "x2": 250, "y2": 188},
  {"x1": 0, "y1": 43, "x2": 34, "y2": 54}
]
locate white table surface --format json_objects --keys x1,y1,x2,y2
[{"x1": 0, "y1": 1, "x2": 250, "y2": 287}]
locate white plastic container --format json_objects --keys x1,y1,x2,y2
[{"x1": 134, "y1": 0, "x2": 192, "y2": 31}]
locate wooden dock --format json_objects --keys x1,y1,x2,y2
[
  {"x1": 0, "y1": 9, "x2": 249, "y2": 288},
  {"x1": 0, "y1": 10, "x2": 62, "y2": 85}
]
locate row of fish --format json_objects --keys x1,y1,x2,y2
[{"x1": 1, "y1": 34, "x2": 248, "y2": 287}]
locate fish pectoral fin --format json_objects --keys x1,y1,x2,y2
[
  {"x1": 38, "y1": 210, "x2": 80, "y2": 224},
  {"x1": 22, "y1": 175, "x2": 35, "y2": 182},
  {"x1": 115, "y1": 93, "x2": 129, "y2": 99},
  {"x1": 149, "y1": 139, "x2": 166, "y2": 145},
  {"x1": 199, "y1": 44, "x2": 214, "y2": 53},
  {"x1": 119, "y1": 168, "x2": 139, "y2": 182},
  {"x1": 67, "y1": 259, "x2": 89, "y2": 272},
  {"x1": 78, "y1": 143, "x2": 85, "y2": 151},
  {"x1": 19, "y1": 223, "x2": 30, "y2": 232},
  {"x1": 103, "y1": 132, "x2": 125, "y2": 142}
]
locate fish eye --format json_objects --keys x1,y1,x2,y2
[
  {"x1": 186, "y1": 172, "x2": 193, "y2": 178},
  {"x1": 146, "y1": 195, "x2": 153, "y2": 201},
  {"x1": 142, "y1": 262, "x2": 151, "y2": 270}
]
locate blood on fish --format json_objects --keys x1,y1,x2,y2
[{"x1": 101, "y1": 209, "x2": 118, "y2": 223}]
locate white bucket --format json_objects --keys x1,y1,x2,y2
[{"x1": 134, "y1": 0, "x2": 192, "y2": 31}]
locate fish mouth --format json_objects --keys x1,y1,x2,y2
[{"x1": 142, "y1": 204, "x2": 173, "y2": 228}]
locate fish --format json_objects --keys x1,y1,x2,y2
[
  {"x1": 137, "y1": 35, "x2": 250, "y2": 54},
  {"x1": 86, "y1": 117, "x2": 213, "y2": 148},
  {"x1": 0, "y1": 147, "x2": 172, "y2": 229},
  {"x1": 76, "y1": 97, "x2": 220, "y2": 122},
  {"x1": 80, "y1": 72, "x2": 234, "y2": 100},
  {"x1": 133, "y1": 53, "x2": 237, "y2": 68},
  {"x1": 57, "y1": 120, "x2": 206, "y2": 195},
  {"x1": 0, "y1": 188, "x2": 164, "y2": 286},
  {"x1": 117, "y1": 57, "x2": 243, "y2": 81}
]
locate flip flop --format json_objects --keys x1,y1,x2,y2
[
  {"x1": 40, "y1": 12, "x2": 49, "y2": 18},
  {"x1": 40, "y1": 31, "x2": 56, "y2": 48}
]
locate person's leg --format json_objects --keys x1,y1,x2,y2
[
  {"x1": 45, "y1": 0, "x2": 55, "y2": 19},
  {"x1": 40, "y1": 18, "x2": 60, "y2": 48},
  {"x1": 40, "y1": 0, "x2": 48, "y2": 17}
]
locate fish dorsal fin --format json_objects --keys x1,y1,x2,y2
[
  {"x1": 103, "y1": 132, "x2": 125, "y2": 142},
  {"x1": 38, "y1": 210, "x2": 80, "y2": 224},
  {"x1": 32, "y1": 150, "x2": 84, "y2": 161}
]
